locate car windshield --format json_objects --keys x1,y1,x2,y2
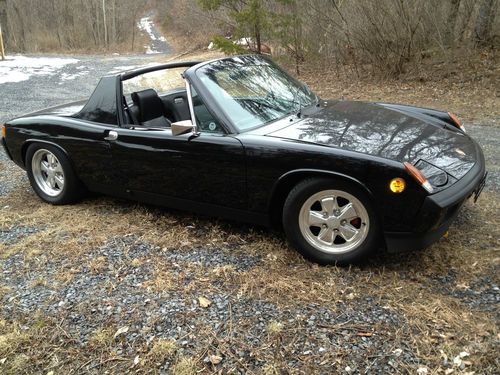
[{"x1": 195, "y1": 56, "x2": 318, "y2": 131}]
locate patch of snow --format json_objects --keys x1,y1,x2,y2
[
  {"x1": 0, "y1": 55, "x2": 79, "y2": 84},
  {"x1": 234, "y1": 37, "x2": 253, "y2": 47},
  {"x1": 138, "y1": 17, "x2": 157, "y2": 41},
  {"x1": 108, "y1": 65, "x2": 138, "y2": 74},
  {"x1": 58, "y1": 70, "x2": 90, "y2": 84},
  {"x1": 60, "y1": 71, "x2": 89, "y2": 81},
  {"x1": 145, "y1": 45, "x2": 160, "y2": 55},
  {"x1": 138, "y1": 16, "x2": 164, "y2": 54}
]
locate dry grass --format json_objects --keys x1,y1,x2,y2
[
  {"x1": 149, "y1": 339, "x2": 178, "y2": 362},
  {"x1": 267, "y1": 321, "x2": 284, "y2": 335},
  {"x1": 0, "y1": 330, "x2": 30, "y2": 357},
  {"x1": 171, "y1": 357, "x2": 199, "y2": 375},
  {"x1": 89, "y1": 328, "x2": 115, "y2": 349}
]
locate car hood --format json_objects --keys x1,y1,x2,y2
[{"x1": 265, "y1": 100, "x2": 477, "y2": 179}]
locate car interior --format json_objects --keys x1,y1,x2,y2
[{"x1": 123, "y1": 87, "x2": 224, "y2": 134}]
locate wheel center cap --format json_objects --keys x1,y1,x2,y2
[{"x1": 326, "y1": 216, "x2": 341, "y2": 228}]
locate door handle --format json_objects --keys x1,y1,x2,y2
[{"x1": 104, "y1": 130, "x2": 118, "y2": 141}]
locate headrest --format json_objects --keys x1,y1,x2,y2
[{"x1": 131, "y1": 89, "x2": 165, "y2": 122}]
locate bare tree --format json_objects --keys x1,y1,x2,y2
[
  {"x1": 446, "y1": 0, "x2": 462, "y2": 45},
  {"x1": 474, "y1": 0, "x2": 497, "y2": 45}
]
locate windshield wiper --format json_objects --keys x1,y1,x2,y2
[{"x1": 293, "y1": 85, "x2": 303, "y2": 118}]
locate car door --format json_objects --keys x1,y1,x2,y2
[{"x1": 108, "y1": 128, "x2": 247, "y2": 209}]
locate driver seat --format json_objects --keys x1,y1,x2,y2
[{"x1": 131, "y1": 89, "x2": 171, "y2": 127}]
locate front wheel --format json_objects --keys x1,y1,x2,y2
[
  {"x1": 26, "y1": 143, "x2": 85, "y2": 205},
  {"x1": 283, "y1": 178, "x2": 380, "y2": 265}
]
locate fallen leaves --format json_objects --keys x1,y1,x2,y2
[
  {"x1": 113, "y1": 326, "x2": 129, "y2": 339},
  {"x1": 209, "y1": 355, "x2": 223, "y2": 365},
  {"x1": 356, "y1": 332, "x2": 373, "y2": 337},
  {"x1": 198, "y1": 296, "x2": 211, "y2": 308}
]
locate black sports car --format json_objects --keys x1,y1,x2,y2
[{"x1": 1, "y1": 55, "x2": 487, "y2": 265}]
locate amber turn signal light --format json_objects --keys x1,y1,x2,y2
[
  {"x1": 404, "y1": 162, "x2": 434, "y2": 193},
  {"x1": 447, "y1": 112, "x2": 466, "y2": 133},
  {"x1": 389, "y1": 178, "x2": 406, "y2": 193},
  {"x1": 1, "y1": 125, "x2": 5, "y2": 139}
]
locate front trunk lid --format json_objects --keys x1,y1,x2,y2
[{"x1": 265, "y1": 100, "x2": 477, "y2": 180}]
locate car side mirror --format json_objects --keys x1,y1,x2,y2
[{"x1": 171, "y1": 120, "x2": 195, "y2": 136}]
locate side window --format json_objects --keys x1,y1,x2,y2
[
  {"x1": 122, "y1": 68, "x2": 185, "y2": 98},
  {"x1": 191, "y1": 87, "x2": 224, "y2": 134}
]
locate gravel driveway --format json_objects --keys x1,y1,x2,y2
[{"x1": 0, "y1": 44, "x2": 498, "y2": 374}]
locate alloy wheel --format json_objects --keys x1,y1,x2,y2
[{"x1": 298, "y1": 189, "x2": 369, "y2": 254}]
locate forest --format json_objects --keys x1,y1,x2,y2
[{"x1": 0, "y1": 0, "x2": 498, "y2": 77}]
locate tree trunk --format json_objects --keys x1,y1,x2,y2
[
  {"x1": 102, "y1": 0, "x2": 108, "y2": 48},
  {"x1": 12, "y1": 2, "x2": 25, "y2": 51},
  {"x1": 255, "y1": 26, "x2": 261, "y2": 53},
  {"x1": 446, "y1": 0, "x2": 461, "y2": 46},
  {"x1": 0, "y1": 0, "x2": 7, "y2": 50},
  {"x1": 95, "y1": 1, "x2": 101, "y2": 47},
  {"x1": 474, "y1": 0, "x2": 496, "y2": 45},
  {"x1": 0, "y1": 23, "x2": 5, "y2": 60},
  {"x1": 112, "y1": 0, "x2": 116, "y2": 45}
]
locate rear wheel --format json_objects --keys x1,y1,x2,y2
[
  {"x1": 26, "y1": 143, "x2": 84, "y2": 205},
  {"x1": 283, "y1": 178, "x2": 379, "y2": 265}
]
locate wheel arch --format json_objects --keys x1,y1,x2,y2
[
  {"x1": 268, "y1": 169, "x2": 377, "y2": 230},
  {"x1": 21, "y1": 139, "x2": 75, "y2": 171}
]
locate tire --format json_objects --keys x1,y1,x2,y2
[
  {"x1": 283, "y1": 178, "x2": 379, "y2": 265},
  {"x1": 26, "y1": 143, "x2": 84, "y2": 205}
]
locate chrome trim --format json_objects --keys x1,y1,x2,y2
[
  {"x1": 184, "y1": 79, "x2": 198, "y2": 135},
  {"x1": 104, "y1": 130, "x2": 118, "y2": 141}
]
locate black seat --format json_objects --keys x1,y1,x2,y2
[{"x1": 131, "y1": 89, "x2": 171, "y2": 127}]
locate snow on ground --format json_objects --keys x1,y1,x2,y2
[
  {"x1": 138, "y1": 17, "x2": 157, "y2": 41},
  {"x1": 107, "y1": 65, "x2": 139, "y2": 74},
  {"x1": 138, "y1": 16, "x2": 161, "y2": 54},
  {"x1": 0, "y1": 55, "x2": 79, "y2": 84},
  {"x1": 60, "y1": 70, "x2": 90, "y2": 82},
  {"x1": 144, "y1": 45, "x2": 160, "y2": 55}
]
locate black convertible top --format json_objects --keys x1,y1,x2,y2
[{"x1": 74, "y1": 61, "x2": 203, "y2": 125}]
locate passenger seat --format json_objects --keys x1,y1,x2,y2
[{"x1": 131, "y1": 89, "x2": 171, "y2": 127}]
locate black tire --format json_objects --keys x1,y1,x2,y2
[
  {"x1": 26, "y1": 143, "x2": 85, "y2": 205},
  {"x1": 282, "y1": 178, "x2": 380, "y2": 265}
]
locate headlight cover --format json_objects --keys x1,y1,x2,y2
[{"x1": 415, "y1": 160, "x2": 448, "y2": 187}]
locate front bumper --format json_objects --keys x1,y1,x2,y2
[{"x1": 385, "y1": 139, "x2": 487, "y2": 253}]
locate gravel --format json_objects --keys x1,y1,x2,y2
[
  {"x1": 0, "y1": 225, "x2": 43, "y2": 244},
  {"x1": 430, "y1": 270, "x2": 500, "y2": 315},
  {"x1": 1, "y1": 232, "x2": 417, "y2": 373}
]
